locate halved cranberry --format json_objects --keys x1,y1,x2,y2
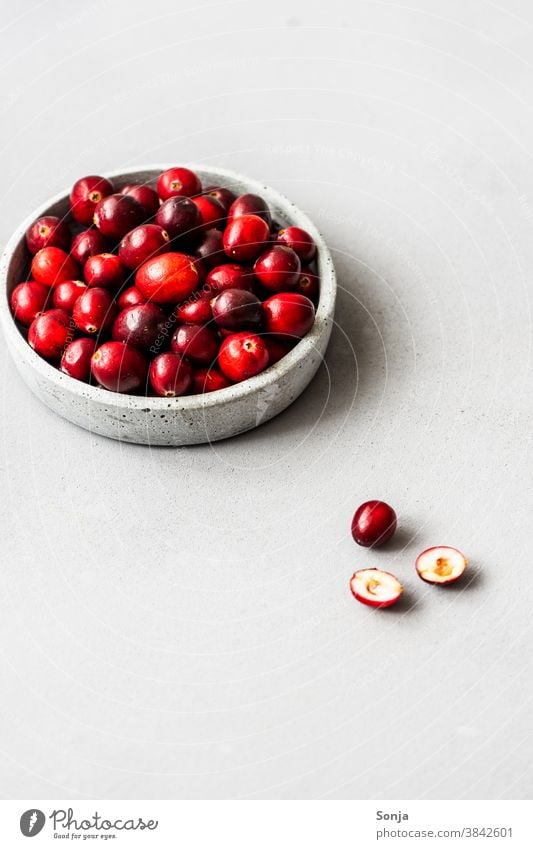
[
  {"x1": 70, "y1": 175, "x2": 114, "y2": 225},
  {"x1": 276, "y1": 226, "x2": 316, "y2": 262},
  {"x1": 117, "y1": 286, "x2": 146, "y2": 310},
  {"x1": 194, "y1": 228, "x2": 224, "y2": 269},
  {"x1": 157, "y1": 167, "x2": 202, "y2": 200},
  {"x1": 262, "y1": 292, "x2": 315, "y2": 338},
  {"x1": 206, "y1": 263, "x2": 254, "y2": 294},
  {"x1": 118, "y1": 224, "x2": 170, "y2": 270},
  {"x1": 28, "y1": 308, "x2": 73, "y2": 360},
  {"x1": 212, "y1": 289, "x2": 262, "y2": 331},
  {"x1": 228, "y1": 193, "x2": 271, "y2": 226},
  {"x1": 192, "y1": 195, "x2": 226, "y2": 230},
  {"x1": 70, "y1": 229, "x2": 109, "y2": 266},
  {"x1": 223, "y1": 214, "x2": 270, "y2": 261},
  {"x1": 60, "y1": 337, "x2": 97, "y2": 382},
  {"x1": 53, "y1": 280, "x2": 87, "y2": 312},
  {"x1": 254, "y1": 245, "x2": 301, "y2": 291},
  {"x1": 112, "y1": 303, "x2": 167, "y2": 351},
  {"x1": 91, "y1": 341, "x2": 147, "y2": 393},
  {"x1": 218, "y1": 332, "x2": 269, "y2": 381},
  {"x1": 120, "y1": 183, "x2": 159, "y2": 217},
  {"x1": 191, "y1": 366, "x2": 231, "y2": 393},
  {"x1": 175, "y1": 293, "x2": 213, "y2": 325},
  {"x1": 25, "y1": 215, "x2": 71, "y2": 255},
  {"x1": 296, "y1": 266, "x2": 319, "y2": 301},
  {"x1": 170, "y1": 323, "x2": 219, "y2": 365},
  {"x1": 149, "y1": 352, "x2": 192, "y2": 396},
  {"x1": 135, "y1": 252, "x2": 199, "y2": 304},
  {"x1": 10, "y1": 281, "x2": 50, "y2": 326},
  {"x1": 93, "y1": 193, "x2": 145, "y2": 240},
  {"x1": 30, "y1": 247, "x2": 80, "y2": 288},
  {"x1": 204, "y1": 186, "x2": 236, "y2": 213},
  {"x1": 84, "y1": 253, "x2": 125, "y2": 289},
  {"x1": 73, "y1": 287, "x2": 117, "y2": 335},
  {"x1": 155, "y1": 196, "x2": 201, "y2": 242}
]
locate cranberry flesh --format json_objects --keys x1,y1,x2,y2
[
  {"x1": 212, "y1": 288, "x2": 262, "y2": 331},
  {"x1": 175, "y1": 293, "x2": 213, "y2": 325},
  {"x1": 70, "y1": 175, "x2": 113, "y2": 225},
  {"x1": 218, "y1": 332, "x2": 269, "y2": 381},
  {"x1": 192, "y1": 195, "x2": 226, "y2": 230},
  {"x1": 10, "y1": 281, "x2": 50, "y2": 326},
  {"x1": 135, "y1": 252, "x2": 199, "y2": 304},
  {"x1": 192, "y1": 367, "x2": 230, "y2": 393},
  {"x1": 228, "y1": 193, "x2": 271, "y2": 226},
  {"x1": 223, "y1": 214, "x2": 270, "y2": 261},
  {"x1": 28, "y1": 309, "x2": 72, "y2": 360},
  {"x1": 155, "y1": 196, "x2": 201, "y2": 242},
  {"x1": 112, "y1": 303, "x2": 166, "y2": 351},
  {"x1": 204, "y1": 186, "x2": 236, "y2": 213},
  {"x1": 120, "y1": 183, "x2": 160, "y2": 217},
  {"x1": 119, "y1": 224, "x2": 170, "y2": 270},
  {"x1": 53, "y1": 280, "x2": 87, "y2": 312},
  {"x1": 157, "y1": 167, "x2": 202, "y2": 200},
  {"x1": 262, "y1": 292, "x2": 315, "y2": 338},
  {"x1": 93, "y1": 193, "x2": 145, "y2": 240},
  {"x1": 26, "y1": 216, "x2": 70, "y2": 255},
  {"x1": 296, "y1": 266, "x2": 319, "y2": 301},
  {"x1": 194, "y1": 228, "x2": 224, "y2": 269},
  {"x1": 276, "y1": 226, "x2": 316, "y2": 262},
  {"x1": 91, "y1": 341, "x2": 147, "y2": 393},
  {"x1": 117, "y1": 286, "x2": 146, "y2": 310},
  {"x1": 70, "y1": 229, "x2": 109, "y2": 266},
  {"x1": 171, "y1": 324, "x2": 219, "y2": 366},
  {"x1": 84, "y1": 253, "x2": 125, "y2": 289},
  {"x1": 206, "y1": 263, "x2": 254, "y2": 294},
  {"x1": 351, "y1": 500, "x2": 397, "y2": 548},
  {"x1": 73, "y1": 287, "x2": 117, "y2": 335},
  {"x1": 149, "y1": 352, "x2": 192, "y2": 396},
  {"x1": 60, "y1": 337, "x2": 97, "y2": 382},
  {"x1": 30, "y1": 247, "x2": 80, "y2": 288},
  {"x1": 254, "y1": 245, "x2": 301, "y2": 291}
]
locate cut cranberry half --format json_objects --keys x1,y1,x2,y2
[
  {"x1": 84, "y1": 253, "x2": 125, "y2": 289},
  {"x1": 112, "y1": 303, "x2": 167, "y2": 351},
  {"x1": 223, "y1": 214, "x2": 270, "y2": 261},
  {"x1": 149, "y1": 352, "x2": 192, "y2": 397},
  {"x1": 60, "y1": 337, "x2": 97, "y2": 382},
  {"x1": 70, "y1": 175, "x2": 113, "y2": 225},
  {"x1": 70, "y1": 229, "x2": 109, "y2": 266},
  {"x1": 93, "y1": 193, "x2": 145, "y2": 240},
  {"x1": 31, "y1": 247, "x2": 80, "y2": 288},
  {"x1": 73, "y1": 287, "x2": 117, "y2": 335},
  {"x1": 10, "y1": 281, "x2": 50, "y2": 326},
  {"x1": 218, "y1": 332, "x2": 269, "y2": 382},
  {"x1": 254, "y1": 245, "x2": 301, "y2": 291},
  {"x1": 28, "y1": 308, "x2": 73, "y2": 360},
  {"x1": 26, "y1": 215, "x2": 71, "y2": 255},
  {"x1": 350, "y1": 569, "x2": 403, "y2": 608},
  {"x1": 53, "y1": 280, "x2": 88, "y2": 312},
  {"x1": 119, "y1": 224, "x2": 170, "y2": 270},
  {"x1": 135, "y1": 252, "x2": 199, "y2": 304},
  {"x1": 157, "y1": 167, "x2": 202, "y2": 200},
  {"x1": 262, "y1": 292, "x2": 315, "y2": 338},
  {"x1": 351, "y1": 500, "x2": 397, "y2": 548},
  {"x1": 91, "y1": 341, "x2": 147, "y2": 393},
  {"x1": 415, "y1": 546, "x2": 468, "y2": 585},
  {"x1": 276, "y1": 226, "x2": 316, "y2": 262},
  {"x1": 170, "y1": 324, "x2": 219, "y2": 366}
]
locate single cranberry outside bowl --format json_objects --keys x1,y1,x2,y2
[{"x1": 0, "y1": 165, "x2": 336, "y2": 445}]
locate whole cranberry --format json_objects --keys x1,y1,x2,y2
[
  {"x1": 112, "y1": 303, "x2": 167, "y2": 351},
  {"x1": 218, "y1": 332, "x2": 269, "y2": 382},
  {"x1": 31, "y1": 247, "x2": 80, "y2": 287},
  {"x1": 70, "y1": 175, "x2": 114, "y2": 225},
  {"x1": 10, "y1": 281, "x2": 50, "y2": 325},
  {"x1": 263, "y1": 292, "x2": 315, "y2": 338},
  {"x1": 204, "y1": 186, "x2": 236, "y2": 213},
  {"x1": 73, "y1": 287, "x2": 117, "y2": 335},
  {"x1": 351, "y1": 500, "x2": 397, "y2": 547},
  {"x1": 254, "y1": 245, "x2": 301, "y2": 291},
  {"x1": 60, "y1": 337, "x2": 97, "y2": 382},
  {"x1": 70, "y1": 229, "x2": 109, "y2": 266},
  {"x1": 157, "y1": 167, "x2": 202, "y2": 200},
  {"x1": 149, "y1": 352, "x2": 192, "y2": 397},
  {"x1": 192, "y1": 195, "x2": 226, "y2": 230},
  {"x1": 119, "y1": 224, "x2": 170, "y2": 269},
  {"x1": 194, "y1": 228, "x2": 224, "y2": 269},
  {"x1": 53, "y1": 280, "x2": 88, "y2": 312},
  {"x1": 191, "y1": 366, "x2": 231, "y2": 393},
  {"x1": 171, "y1": 324, "x2": 219, "y2": 366},
  {"x1": 175, "y1": 293, "x2": 212, "y2": 325},
  {"x1": 93, "y1": 193, "x2": 145, "y2": 240},
  {"x1": 212, "y1": 288, "x2": 262, "y2": 331},
  {"x1": 25, "y1": 215, "x2": 71, "y2": 255},
  {"x1": 276, "y1": 226, "x2": 316, "y2": 263},
  {"x1": 223, "y1": 214, "x2": 270, "y2": 261},
  {"x1": 155, "y1": 196, "x2": 201, "y2": 242},
  {"x1": 206, "y1": 263, "x2": 254, "y2": 294},
  {"x1": 120, "y1": 183, "x2": 159, "y2": 217},
  {"x1": 91, "y1": 341, "x2": 147, "y2": 393},
  {"x1": 296, "y1": 266, "x2": 319, "y2": 301},
  {"x1": 117, "y1": 286, "x2": 146, "y2": 310},
  {"x1": 84, "y1": 253, "x2": 125, "y2": 289},
  {"x1": 28, "y1": 308, "x2": 73, "y2": 360},
  {"x1": 228, "y1": 193, "x2": 271, "y2": 226},
  {"x1": 135, "y1": 252, "x2": 199, "y2": 304},
  {"x1": 265, "y1": 336, "x2": 293, "y2": 365}
]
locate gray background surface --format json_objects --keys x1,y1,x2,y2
[{"x1": 1, "y1": 0, "x2": 532, "y2": 800}]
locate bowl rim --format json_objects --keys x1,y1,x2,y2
[{"x1": 0, "y1": 163, "x2": 336, "y2": 411}]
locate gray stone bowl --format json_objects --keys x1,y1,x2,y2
[{"x1": 0, "y1": 165, "x2": 336, "y2": 445}]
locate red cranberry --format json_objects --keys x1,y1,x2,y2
[
  {"x1": 192, "y1": 195, "x2": 226, "y2": 230},
  {"x1": 30, "y1": 247, "x2": 80, "y2": 287},
  {"x1": 70, "y1": 229, "x2": 109, "y2": 266},
  {"x1": 263, "y1": 292, "x2": 315, "y2": 338},
  {"x1": 212, "y1": 288, "x2": 262, "y2": 331},
  {"x1": 25, "y1": 215, "x2": 71, "y2": 254},
  {"x1": 155, "y1": 196, "x2": 201, "y2": 242},
  {"x1": 204, "y1": 186, "x2": 236, "y2": 213},
  {"x1": 265, "y1": 336, "x2": 293, "y2": 365},
  {"x1": 206, "y1": 263, "x2": 254, "y2": 294},
  {"x1": 91, "y1": 341, "x2": 147, "y2": 393},
  {"x1": 70, "y1": 175, "x2": 114, "y2": 225},
  {"x1": 192, "y1": 366, "x2": 230, "y2": 393},
  {"x1": 53, "y1": 280, "x2": 87, "y2": 312},
  {"x1": 73, "y1": 287, "x2": 117, "y2": 335},
  {"x1": 351, "y1": 501, "x2": 397, "y2": 547},
  {"x1": 84, "y1": 253, "x2": 125, "y2": 289},
  {"x1": 218, "y1": 332, "x2": 269, "y2": 381},
  {"x1": 135, "y1": 252, "x2": 199, "y2": 304},
  {"x1": 60, "y1": 337, "x2": 97, "y2": 382},
  {"x1": 118, "y1": 224, "x2": 170, "y2": 270},
  {"x1": 254, "y1": 245, "x2": 301, "y2": 291},
  {"x1": 171, "y1": 324, "x2": 219, "y2": 366},
  {"x1": 28, "y1": 308, "x2": 73, "y2": 360},
  {"x1": 175, "y1": 293, "x2": 212, "y2": 325},
  {"x1": 93, "y1": 193, "x2": 145, "y2": 241},
  {"x1": 10, "y1": 281, "x2": 50, "y2": 325},
  {"x1": 149, "y1": 352, "x2": 192, "y2": 397},
  {"x1": 157, "y1": 167, "x2": 202, "y2": 200},
  {"x1": 112, "y1": 303, "x2": 167, "y2": 351},
  {"x1": 194, "y1": 228, "x2": 224, "y2": 269},
  {"x1": 296, "y1": 266, "x2": 319, "y2": 301},
  {"x1": 276, "y1": 226, "x2": 316, "y2": 263},
  {"x1": 223, "y1": 214, "x2": 270, "y2": 261},
  {"x1": 117, "y1": 286, "x2": 146, "y2": 310},
  {"x1": 120, "y1": 183, "x2": 159, "y2": 217},
  {"x1": 228, "y1": 193, "x2": 271, "y2": 227}
]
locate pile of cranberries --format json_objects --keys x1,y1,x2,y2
[{"x1": 11, "y1": 168, "x2": 320, "y2": 396}]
